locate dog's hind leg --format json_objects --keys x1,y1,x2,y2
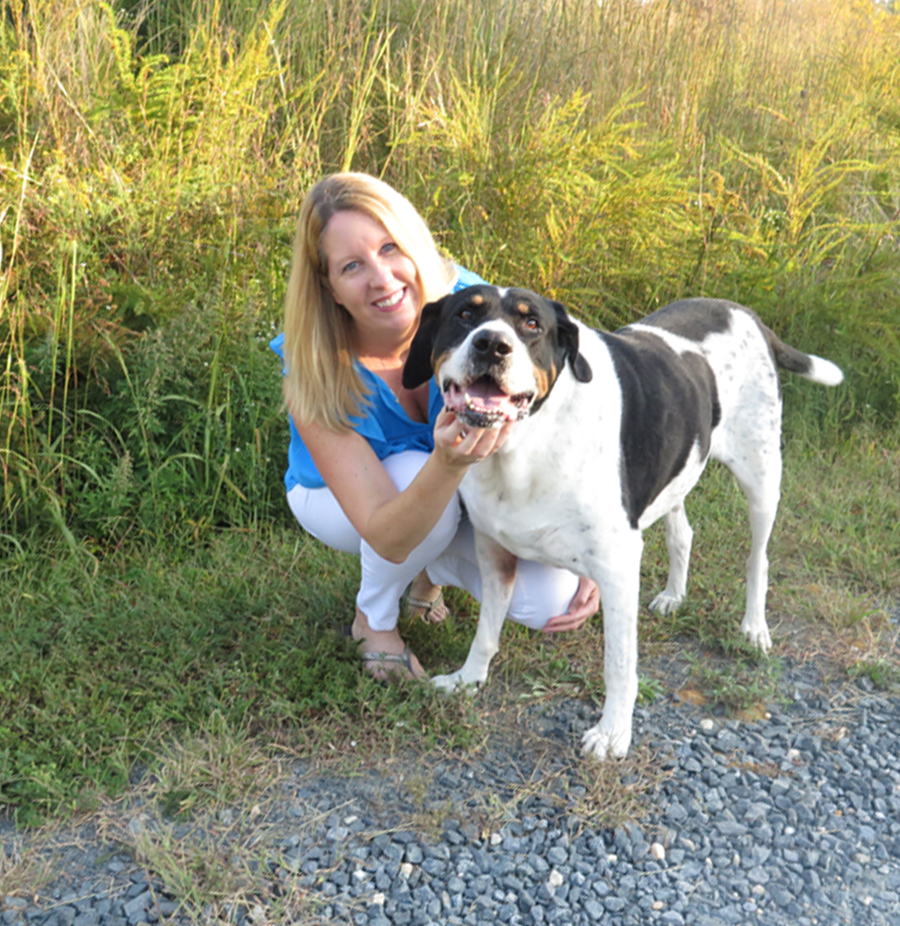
[
  {"x1": 738, "y1": 469, "x2": 780, "y2": 652},
  {"x1": 648, "y1": 502, "x2": 693, "y2": 615},
  {"x1": 432, "y1": 533, "x2": 517, "y2": 692},
  {"x1": 582, "y1": 530, "x2": 644, "y2": 760},
  {"x1": 722, "y1": 437, "x2": 782, "y2": 653}
]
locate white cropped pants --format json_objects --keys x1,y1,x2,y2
[{"x1": 286, "y1": 450, "x2": 579, "y2": 632}]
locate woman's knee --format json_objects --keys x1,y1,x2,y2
[
  {"x1": 286, "y1": 484, "x2": 361, "y2": 554},
  {"x1": 508, "y1": 562, "x2": 579, "y2": 631},
  {"x1": 381, "y1": 450, "x2": 431, "y2": 492}
]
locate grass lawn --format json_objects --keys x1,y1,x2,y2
[{"x1": 1, "y1": 417, "x2": 897, "y2": 828}]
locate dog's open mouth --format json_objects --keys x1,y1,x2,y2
[{"x1": 444, "y1": 377, "x2": 534, "y2": 428}]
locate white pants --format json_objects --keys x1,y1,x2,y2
[{"x1": 286, "y1": 450, "x2": 579, "y2": 632}]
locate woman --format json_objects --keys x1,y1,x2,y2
[{"x1": 271, "y1": 172, "x2": 598, "y2": 680}]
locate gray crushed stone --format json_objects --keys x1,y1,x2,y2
[{"x1": 3, "y1": 658, "x2": 900, "y2": 925}]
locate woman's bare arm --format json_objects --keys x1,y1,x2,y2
[{"x1": 296, "y1": 404, "x2": 511, "y2": 563}]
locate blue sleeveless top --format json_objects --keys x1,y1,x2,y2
[{"x1": 270, "y1": 265, "x2": 488, "y2": 491}]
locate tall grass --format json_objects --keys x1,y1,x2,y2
[{"x1": 2, "y1": 0, "x2": 898, "y2": 544}]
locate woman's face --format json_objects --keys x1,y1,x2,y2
[{"x1": 322, "y1": 209, "x2": 421, "y2": 351}]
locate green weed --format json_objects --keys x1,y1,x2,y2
[
  {"x1": 691, "y1": 657, "x2": 785, "y2": 717},
  {"x1": 0, "y1": 425, "x2": 896, "y2": 823},
  {"x1": 849, "y1": 658, "x2": 899, "y2": 691},
  {"x1": 637, "y1": 676, "x2": 666, "y2": 706}
]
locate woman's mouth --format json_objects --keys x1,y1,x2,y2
[{"x1": 373, "y1": 288, "x2": 406, "y2": 310}]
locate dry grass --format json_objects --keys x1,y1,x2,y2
[
  {"x1": 79, "y1": 718, "x2": 664, "y2": 922},
  {"x1": 0, "y1": 830, "x2": 58, "y2": 898},
  {"x1": 95, "y1": 801, "x2": 327, "y2": 924},
  {"x1": 144, "y1": 713, "x2": 286, "y2": 822},
  {"x1": 569, "y1": 745, "x2": 673, "y2": 833}
]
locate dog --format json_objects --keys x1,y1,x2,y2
[{"x1": 402, "y1": 285, "x2": 843, "y2": 759}]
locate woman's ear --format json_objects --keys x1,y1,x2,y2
[{"x1": 319, "y1": 272, "x2": 340, "y2": 307}]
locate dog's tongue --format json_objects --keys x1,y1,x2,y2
[{"x1": 445, "y1": 379, "x2": 521, "y2": 423}]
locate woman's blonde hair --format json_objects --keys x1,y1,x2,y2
[{"x1": 282, "y1": 172, "x2": 455, "y2": 431}]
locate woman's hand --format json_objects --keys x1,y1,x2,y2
[
  {"x1": 542, "y1": 577, "x2": 600, "y2": 633},
  {"x1": 433, "y1": 407, "x2": 513, "y2": 468}
]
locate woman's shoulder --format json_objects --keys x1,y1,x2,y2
[{"x1": 453, "y1": 265, "x2": 490, "y2": 292}]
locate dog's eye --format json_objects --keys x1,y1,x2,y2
[
  {"x1": 524, "y1": 317, "x2": 540, "y2": 331},
  {"x1": 459, "y1": 308, "x2": 472, "y2": 321}
]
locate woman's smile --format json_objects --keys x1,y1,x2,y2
[{"x1": 373, "y1": 288, "x2": 407, "y2": 310}]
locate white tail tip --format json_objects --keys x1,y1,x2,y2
[{"x1": 805, "y1": 355, "x2": 844, "y2": 387}]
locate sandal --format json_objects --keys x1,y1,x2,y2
[
  {"x1": 407, "y1": 590, "x2": 450, "y2": 625},
  {"x1": 344, "y1": 625, "x2": 424, "y2": 681},
  {"x1": 361, "y1": 645, "x2": 421, "y2": 681}
]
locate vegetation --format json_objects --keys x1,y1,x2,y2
[{"x1": 0, "y1": 0, "x2": 899, "y2": 825}]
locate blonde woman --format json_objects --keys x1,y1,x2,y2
[{"x1": 271, "y1": 173, "x2": 598, "y2": 679}]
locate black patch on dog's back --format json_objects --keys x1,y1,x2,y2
[
  {"x1": 603, "y1": 328, "x2": 720, "y2": 528},
  {"x1": 637, "y1": 298, "x2": 733, "y2": 342}
]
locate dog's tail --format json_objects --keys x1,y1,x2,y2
[{"x1": 763, "y1": 326, "x2": 844, "y2": 386}]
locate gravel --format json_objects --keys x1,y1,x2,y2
[{"x1": 3, "y1": 658, "x2": 900, "y2": 926}]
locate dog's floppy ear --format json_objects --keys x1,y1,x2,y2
[
  {"x1": 552, "y1": 301, "x2": 592, "y2": 383},
  {"x1": 402, "y1": 295, "x2": 447, "y2": 389}
]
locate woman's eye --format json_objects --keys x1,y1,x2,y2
[
  {"x1": 342, "y1": 260, "x2": 359, "y2": 273},
  {"x1": 381, "y1": 242, "x2": 398, "y2": 255}
]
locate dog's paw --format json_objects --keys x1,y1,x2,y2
[
  {"x1": 740, "y1": 620, "x2": 772, "y2": 653},
  {"x1": 581, "y1": 722, "x2": 632, "y2": 761},
  {"x1": 431, "y1": 672, "x2": 480, "y2": 694},
  {"x1": 648, "y1": 591, "x2": 684, "y2": 616}
]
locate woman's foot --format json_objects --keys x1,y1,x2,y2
[
  {"x1": 407, "y1": 570, "x2": 450, "y2": 624},
  {"x1": 351, "y1": 608, "x2": 427, "y2": 681}
]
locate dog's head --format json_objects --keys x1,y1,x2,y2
[{"x1": 402, "y1": 285, "x2": 592, "y2": 429}]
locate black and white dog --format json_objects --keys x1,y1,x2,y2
[{"x1": 403, "y1": 285, "x2": 843, "y2": 760}]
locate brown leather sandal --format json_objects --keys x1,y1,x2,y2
[{"x1": 407, "y1": 590, "x2": 450, "y2": 625}]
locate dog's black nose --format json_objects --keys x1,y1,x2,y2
[{"x1": 473, "y1": 331, "x2": 513, "y2": 360}]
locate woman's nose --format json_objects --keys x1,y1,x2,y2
[{"x1": 368, "y1": 255, "x2": 395, "y2": 286}]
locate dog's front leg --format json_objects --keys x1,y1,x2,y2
[
  {"x1": 432, "y1": 533, "x2": 517, "y2": 693},
  {"x1": 582, "y1": 531, "x2": 644, "y2": 760}
]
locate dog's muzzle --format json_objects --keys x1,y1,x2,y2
[
  {"x1": 443, "y1": 377, "x2": 534, "y2": 428},
  {"x1": 442, "y1": 330, "x2": 535, "y2": 428}
]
